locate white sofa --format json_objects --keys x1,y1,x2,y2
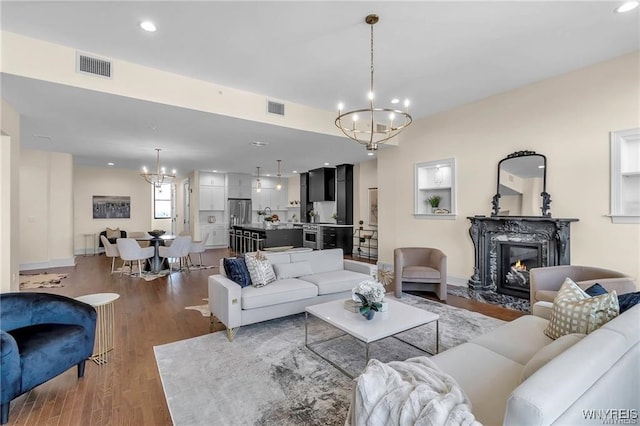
[
  {"x1": 209, "y1": 249, "x2": 376, "y2": 341},
  {"x1": 350, "y1": 303, "x2": 639, "y2": 425}
]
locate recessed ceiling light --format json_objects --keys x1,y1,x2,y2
[
  {"x1": 615, "y1": 1, "x2": 639, "y2": 12},
  {"x1": 140, "y1": 21, "x2": 157, "y2": 32},
  {"x1": 107, "y1": 162, "x2": 114, "y2": 166},
  {"x1": 266, "y1": 174, "x2": 271, "y2": 177},
  {"x1": 212, "y1": 170, "x2": 217, "y2": 172},
  {"x1": 367, "y1": 152, "x2": 374, "y2": 156},
  {"x1": 292, "y1": 170, "x2": 298, "y2": 174},
  {"x1": 251, "y1": 141, "x2": 269, "y2": 147},
  {"x1": 324, "y1": 162, "x2": 330, "y2": 166},
  {"x1": 391, "y1": 98, "x2": 399, "y2": 104}
]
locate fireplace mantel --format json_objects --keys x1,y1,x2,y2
[{"x1": 467, "y1": 216, "x2": 579, "y2": 294}]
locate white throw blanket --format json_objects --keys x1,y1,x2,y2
[{"x1": 346, "y1": 357, "x2": 481, "y2": 426}]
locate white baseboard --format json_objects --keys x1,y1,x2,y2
[
  {"x1": 448, "y1": 276, "x2": 469, "y2": 287},
  {"x1": 20, "y1": 256, "x2": 76, "y2": 271}
]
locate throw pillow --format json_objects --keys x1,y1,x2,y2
[
  {"x1": 245, "y1": 251, "x2": 276, "y2": 288},
  {"x1": 584, "y1": 283, "x2": 608, "y2": 297},
  {"x1": 618, "y1": 292, "x2": 640, "y2": 313},
  {"x1": 520, "y1": 333, "x2": 585, "y2": 383},
  {"x1": 106, "y1": 227, "x2": 120, "y2": 239},
  {"x1": 273, "y1": 261, "x2": 313, "y2": 280},
  {"x1": 222, "y1": 257, "x2": 252, "y2": 288},
  {"x1": 544, "y1": 278, "x2": 619, "y2": 339}
]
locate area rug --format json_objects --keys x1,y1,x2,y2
[
  {"x1": 448, "y1": 285, "x2": 531, "y2": 313},
  {"x1": 19, "y1": 273, "x2": 67, "y2": 289},
  {"x1": 185, "y1": 299, "x2": 210, "y2": 317},
  {"x1": 154, "y1": 293, "x2": 505, "y2": 425}
]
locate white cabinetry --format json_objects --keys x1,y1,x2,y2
[
  {"x1": 200, "y1": 224, "x2": 228, "y2": 248},
  {"x1": 199, "y1": 172, "x2": 226, "y2": 211},
  {"x1": 226, "y1": 173, "x2": 252, "y2": 199},
  {"x1": 414, "y1": 158, "x2": 456, "y2": 218},
  {"x1": 610, "y1": 128, "x2": 640, "y2": 223},
  {"x1": 251, "y1": 177, "x2": 288, "y2": 210}
]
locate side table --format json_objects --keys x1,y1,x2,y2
[{"x1": 75, "y1": 293, "x2": 120, "y2": 365}]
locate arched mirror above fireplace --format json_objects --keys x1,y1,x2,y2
[{"x1": 491, "y1": 151, "x2": 551, "y2": 217}]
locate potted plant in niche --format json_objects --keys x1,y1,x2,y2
[{"x1": 426, "y1": 195, "x2": 441, "y2": 213}]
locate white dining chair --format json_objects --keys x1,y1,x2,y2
[
  {"x1": 100, "y1": 235, "x2": 120, "y2": 274},
  {"x1": 116, "y1": 238, "x2": 154, "y2": 277},
  {"x1": 158, "y1": 235, "x2": 192, "y2": 273},
  {"x1": 189, "y1": 240, "x2": 207, "y2": 267}
]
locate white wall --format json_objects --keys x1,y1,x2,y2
[
  {"x1": 74, "y1": 166, "x2": 152, "y2": 253},
  {"x1": 0, "y1": 99, "x2": 21, "y2": 291},
  {"x1": 20, "y1": 150, "x2": 74, "y2": 270},
  {"x1": 378, "y1": 52, "x2": 640, "y2": 285}
]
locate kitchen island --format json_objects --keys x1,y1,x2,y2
[{"x1": 231, "y1": 224, "x2": 303, "y2": 253}]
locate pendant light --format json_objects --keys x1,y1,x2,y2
[
  {"x1": 276, "y1": 160, "x2": 282, "y2": 191},
  {"x1": 255, "y1": 166, "x2": 262, "y2": 193}
]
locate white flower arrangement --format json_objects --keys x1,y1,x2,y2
[{"x1": 352, "y1": 280, "x2": 386, "y2": 304}]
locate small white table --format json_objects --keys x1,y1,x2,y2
[
  {"x1": 75, "y1": 293, "x2": 120, "y2": 365},
  {"x1": 305, "y1": 298, "x2": 439, "y2": 378}
]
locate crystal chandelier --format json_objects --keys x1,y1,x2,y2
[
  {"x1": 141, "y1": 148, "x2": 176, "y2": 187},
  {"x1": 335, "y1": 14, "x2": 412, "y2": 151}
]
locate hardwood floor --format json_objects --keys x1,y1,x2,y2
[{"x1": 10, "y1": 250, "x2": 523, "y2": 425}]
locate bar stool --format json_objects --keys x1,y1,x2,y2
[
  {"x1": 243, "y1": 231, "x2": 252, "y2": 254},
  {"x1": 234, "y1": 230, "x2": 243, "y2": 255},
  {"x1": 251, "y1": 232, "x2": 264, "y2": 252}
]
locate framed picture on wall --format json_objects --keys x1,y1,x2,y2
[
  {"x1": 93, "y1": 195, "x2": 131, "y2": 219},
  {"x1": 368, "y1": 187, "x2": 378, "y2": 226}
]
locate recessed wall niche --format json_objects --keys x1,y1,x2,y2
[{"x1": 414, "y1": 158, "x2": 456, "y2": 218}]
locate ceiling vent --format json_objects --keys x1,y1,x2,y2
[
  {"x1": 267, "y1": 100, "x2": 285, "y2": 116},
  {"x1": 76, "y1": 52, "x2": 112, "y2": 78},
  {"x1": 376, "y1": 123, "x2": 388, "y2": 133}
]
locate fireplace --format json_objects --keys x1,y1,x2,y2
[
  {"x1": 467, "y1": 216, "x2": 578, "y2": 299},
  {"x1": 497, "y1": 242, "x2": 542, "y2": 299}
]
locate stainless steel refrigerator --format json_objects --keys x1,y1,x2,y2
[{"x1": 228, "y1": 198, "x2": 252, "y2": 225}]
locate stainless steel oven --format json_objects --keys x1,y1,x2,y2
[{"x1": 302, "y1": 224, "x2": 320, "y2": 250}]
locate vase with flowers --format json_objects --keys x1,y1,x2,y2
[{"x1": 352, "y1": 280, "x2": 386, "y2": 320}]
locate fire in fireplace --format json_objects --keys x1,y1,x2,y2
[{"x1": 498, "y1": 243, "x2": 542, "y2": 299}]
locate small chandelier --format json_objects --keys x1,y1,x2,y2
[
  {"x1": 335, "y1": 14, "x2": 412, "y2": 151},
  {"x1": 141, "y1": 148, "x2": 176, "y2": 187},
  {"x1": 255, "y1": 166, "x2": 262, "y2": 193},
  {"x1": 276, "y1": 160, "x2": 282, "y2": 191}
]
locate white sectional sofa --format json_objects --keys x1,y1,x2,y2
[{"x1": 209, "y1": 249, "x2": 376, "y2": 341}]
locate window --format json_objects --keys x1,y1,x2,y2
[{"x1": 154, "y1": 184, "x2": 172, "y2": 219}]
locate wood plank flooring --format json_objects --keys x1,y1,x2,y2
[{"x1": 9, "y1": 249, "x2": 523, "y2": 425}]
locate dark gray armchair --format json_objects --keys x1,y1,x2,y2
[{"x1": 394, "y1": 247, "x2": 447, "y2": 301}]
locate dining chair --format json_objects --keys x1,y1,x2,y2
[
  {"x1": 100, "y1": 235, "x2": 120, "y2": 274},
  {"x1": 128, "y1": 231, "x2": 151, "y2": 248},
  {"x1": 158, "y1": 235, "x2": 192, "y2": 273},
  {"x1": 115, "y1": 238, "x2": 154, "y2": 277},
  {"x1": 179, "y1": 232, "x2": 207, "y2": 267}
]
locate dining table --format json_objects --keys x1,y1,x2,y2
[{"x1": 133, "y1": 234, "x2": 175, "y2": 274}]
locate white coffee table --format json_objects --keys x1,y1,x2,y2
[{"x1": 305, "y1": 298, "x2": 439, "y2": 378}]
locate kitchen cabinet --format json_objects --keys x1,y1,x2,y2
[
  {"x1": 309, "y1": 167, "x2": 335, "y2": 202},
  {"x1": 199, "y1": 172, "x2": 226, "y2": 187},
  {"x1": 300, "y1": 172, "x2": 312, "y2": 222},
  {"x1": 199, "y1": 186, "x2": 225, "y2": 210},
  {"x1": 251, "y1": 177, "x2": 288, "y2": 210},
  {"x1": 321, "y1": 226, "x2": 353, "y2": 254},
  {"x1": 226, "y1": 173, "x2": 252, "y2": 199},
  {"x1": 336, "y1": 164, "x2": 353, "y2": 225},
  {"x1": 201, "y1": 224, "x2": 228, "y2": 248}
]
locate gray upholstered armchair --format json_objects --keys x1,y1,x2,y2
[
  {"x1": 0, "y1": 293, "x2": 97, "y2": 424},
  {"x1": 394, "y1": 247, "x2": 447, "y2": 301},
  {"x1": 529, "y1": 265, "x2": 636, "y2": 306}
]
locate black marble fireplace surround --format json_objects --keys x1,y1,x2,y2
[{"x1": 468, "y1": 216, "x2": 579, "y2": 299}]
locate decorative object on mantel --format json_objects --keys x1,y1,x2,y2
[
  {"x1": 141, "y1": 148, "x2": 176, "y2": 187},
  {"x1": 335, "y1": 14, "x2": 412, "y2": 151},
  {"x1": 491, "y1": 150, "x2": 551, "y2": 217}
]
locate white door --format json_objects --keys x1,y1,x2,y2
[{"x1": 183, "y1": 179, "x2": 190, "y2": 233}]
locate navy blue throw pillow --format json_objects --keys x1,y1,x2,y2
[
  {"x1": 585, "y1": 283, "x2": 608, "y2": 297},
  {"x1": 618, "y1": 292, "x2": 640, "y2": 313},
  {"x1": 223, "y1": 257, "x2": 252, "y2": 288}
]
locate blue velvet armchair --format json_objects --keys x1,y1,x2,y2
[{"x1": 0, "y1": 293, "x2": 97, "y2": 424}]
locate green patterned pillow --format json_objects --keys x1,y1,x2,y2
[
  {"x1": 244, "y1": 251, "x2": 276, "y2": 288},
  {"x1": 544, "y1": 278, "x2": 619, "y2": 340}
]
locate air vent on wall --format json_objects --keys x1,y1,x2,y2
[
  {"x1": 376, "y1": 123, "x2": 388, "y2": 132},
  {"x1": 267, "y1": 100, "x2": 285, "y2": 116},
  {"x1": 76, "y1": 52, "x2": 112, "y2": 78}
]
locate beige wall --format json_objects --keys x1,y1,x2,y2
[
  {"x1": 0, "y1": 99, "x2": 21, "y2": 291},
  {"x1": 74, "y1": 166, "x2": 152, "y2": 253},
  {"x1": 378, "y1": 52, "x2": 640, "y2": 285},
  {"x1": 20, "y1": 150, "x2": 74, "y2": 270}
]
